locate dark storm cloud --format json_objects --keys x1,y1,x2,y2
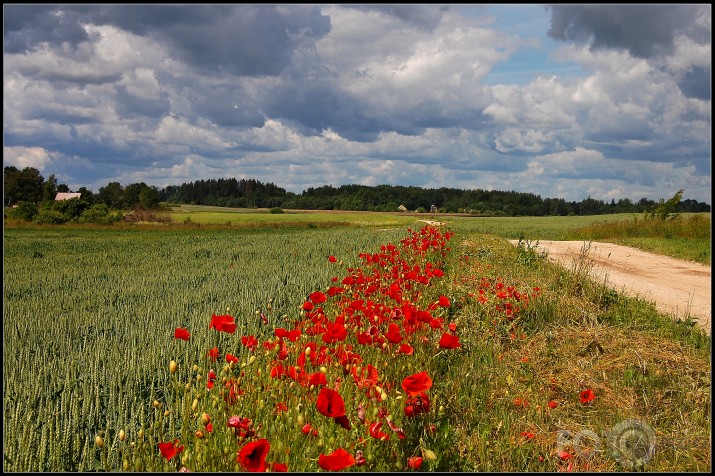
[
  {"x1": 3, "y1": 4, "x2": 91, "y2": 53},
  {"x1": 4, "y1": 4, "x2": 332, "y2": 77},
  {"x1": 546, "y1": 4, "x2": 708, "y2": 59},
  {"x1": 678, "y1": 66, "x2": 711, "y2": 100}
]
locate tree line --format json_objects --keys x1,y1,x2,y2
[{"x1": 4, "y1": 166, "x2": 711, "y2": 220}]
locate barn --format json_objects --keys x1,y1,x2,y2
[{"x1": 55, "y1": 192, "x2": 81, "y2": 201}]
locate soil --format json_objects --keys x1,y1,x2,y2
[{"x1": 509, "y1": 240, "x2": 711, "y2": 334}]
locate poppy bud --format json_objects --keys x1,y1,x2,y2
[
  {"x1": 153, "y1": 400, "x2": 160, "y2": 408},
  {"x1": 118, "y1": 429, "x2": 125, "y2": 441},
  {"x1": 192, "y1": 399, "x2": 199, "y2": 411},
  {"x1": 123, "y1": 459, "x2": 130, "y2": 471},
  {"x1": 195, "y1": 430, "x2": 204, "y2": 439},
  {"x1": 200, "y1": 413, "x2": 211, "y2": 426},
  {"x1": 164, "y1": 410, "x2": 170, "y2": 417},
  {"x1": 248, "y1": 356, "x2": 256, "y2": 365},
  {"x1": 170, "y1": 360, "x2": 179, "y2": 374},
  {"x1": 138, "y1": 429, "x2": 144, "y2": 439},
  {"x1": 320, "y1": 366, "x2": 327, "y2": 374},
  {"x1": 305, "y1": 347, "x2": 311, "y2": 357},
  {"x1": 297, "y1": 414, "x2": 304, "y2": 426},
  {"x1": 423, "y1": 449, "x2": 437, "y2": 461},
  {"x1": 95, "y1": 435, "x2": 104, "y2": 448}
]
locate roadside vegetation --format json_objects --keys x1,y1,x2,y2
[{"x1": 3, "y1": 210, "x2": 710, "y2": 472}]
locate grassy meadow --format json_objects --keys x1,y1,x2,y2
[{"x1": 3, "y1": 208, "x2": 710, "y2": 472}]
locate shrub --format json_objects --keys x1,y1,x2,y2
[
  {"x1": 33, "y1": 209, "x2": 69, "y2": 224},
  {"x1": 269, "y1": 207, "x2": 284, "y2": 214},
  {"x1": 9, "y1": 201, "x2": 38, "y2": 221}
]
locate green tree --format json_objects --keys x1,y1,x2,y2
[
  {"x1": 647, "y1": 189, "x2": 684, "y2": 221},
  {"x1": 98, "y1": 182, "x2": 124, "y2": 209},
  {"x1": 42, "y1": 174, "x2": 58, "y2": 202}
]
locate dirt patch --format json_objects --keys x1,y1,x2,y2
[{"x1": 509, "y1": 240, "x2": 711, "y2": 334}]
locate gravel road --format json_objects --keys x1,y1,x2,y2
[{"x1": 509, "y1": 240, "x2": 711, "y2": 334}]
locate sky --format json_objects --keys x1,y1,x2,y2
[{"x1": 3, "y1": 4, "x2": 712, "y2": 203}]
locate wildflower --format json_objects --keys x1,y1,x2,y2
[
  {"x1": 174, "y1": 328, "x2": 190, "y2": 341},
  {"x1": 404, "y1": 392, "x2": 430, "y2": 417},
  {"x1": 318, "y1": 448, "x2": 355, "y2": 471},
  {"x1": 579, "y1": 389, "x2": 595, "y2": 404},
  {"x1": 206, "y1": 370, "x2": 217, "y2": 390},
  {"x1": 241, "y1": 335, "x2": 258, "y2": 350},
  {"x1": 316, "y1": 388, "x2": 345, "y2": 418},
  {"x1": 521, "y1": 431, "x2": 536, "y2": 440},
  {"x1": 225, "y1": 353, "x2": 240, "y2": 364},
  {"x1": 329, "y1": 255, "x2": 337, "y2": 263},
  {"x1": 206, "y1": 347, "x2": 219, "y2": 361},
  {"x1": 438, "y1": 332, "x2": 461, "y2": 349},
  {"x1": 310, "y1": 291, "x2": 327, "y2": 304},
  {"x1": 385, "y1": 323, "x2": 403, "y2": 343},
  {"x1": 513, "y1": 397, "x2": 529, "y2": 408},
  {"x1": 401, "y1": 371, "x2": 432, "y2": 396},
  {"x1": 169, "y1": 360, "x2": 178, "y2": 374},
  {"x1": 369, "y1": 421, "x2": 389, "y2": 440},
  {"x1": 408, "y1": 456, "x2": 424, "y2": 469},
  {"x1": 271, "y1": 462, "x2": 288, "y2": 472},
  {"x1": 237, "y1": 438, "x2": 270, "y2": 472},
  {"x1": 548, "y1": 400, "x2": 559, "y2": 409},
  {"x1": 158, "y1": 440, "x2": 184, "y2": 461},
  {"x1": 209, "y1": 314, "x2": 236, "y2": 334},
  {"x1": 438, "y1": 295, "x2": 450, "y2": 307}
]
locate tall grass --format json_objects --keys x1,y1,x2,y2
[{"x1": 564, "y1": 213, "x2": 711, "y2": 264}]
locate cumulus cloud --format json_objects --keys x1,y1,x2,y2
[{"x1": 2, "y1": 4, "x2": 711, "y2": 203}]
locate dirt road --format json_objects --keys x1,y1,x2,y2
[{"x1": 509, "y1": 240, "x2": 711, "y2": 334}]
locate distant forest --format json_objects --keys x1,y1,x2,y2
[{"x1": 4, "y1": 166, "x2": 711, "y2": 217}]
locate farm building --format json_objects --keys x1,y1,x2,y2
[
  {"x1": 398, "y1": 204, "x2": 408, "y2": 212},
  {"x1": 55, "y1": 192, "x2": 81, "y2": 201}
]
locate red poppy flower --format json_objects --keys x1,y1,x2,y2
[
  {"x1": 404, "y1": 391, "x2": 430, "y2": 417},
  {"x1": 206, "y1": 347, "x2": 219, "y2": 361},
  {"x1": 174, "y1": 328, "x2": 190, "y2": 341},
  {"x1": 209, "y1": 314, "x2": 236, "y2": 334},
  {"x1": 158, "y1": 440, "x2": 184, "y2": 460},
  {"x1": 225, "y1": 353, "x2": 239, "y2": 364},
  {"x1": 237, "y1": 438, "x2": 270, "y2": 472},
  {"x1": 448, "y1": 322, "x2": 457, "y2": 332},
  {"x1": 207, "y1": 370, "x2": 217, "y2": 389},
  {"x1": 401, "y1": 371, "x2": 432, "y2": 396},
  {"x1": 398, "y1": 343, "x2": 414, "y2": 355},
  {"x1": 318, "y1": 448, "x2": 355, "y2": 471},
  {"x1": 241, "y1": 335, "x2": 258, "y2": 350},
  {"x1": 310, "y1": 291, "x2": 327, "y2": 304},
  {"x1": 271, "y1": 462, "x2": 288, "y2": 472},
  {"x1": 328, "y1": 255, "x2": 337, "y2": 263},
  {"x1": 302, "y1": 300, "x2": 314, "y2": 311},
  {"x1": 385, "y1": 323, "x2": 403, "y2": 344},
  {"x1": 579, "y1": 389, "x2": 595, "y2": 404},
  {"x1": 369, "y1": 421, "x2": 389, "y2": 440},
  {"x1": 407, "y1": 456, "x2": 424, "y2": 469},
  {"x1": 513, "y1": 397, "x2": 529, "y2": 408},
  {"x1": 520, "y1": 430, "x2": 535, "y2": 440},
  {"x1": 309, "y1": 372, "x2": 327, "y2": 387},
  {"x1": 316, "y1": 388, "x2": 345, "y2": 418},
  {"x1": 438, "y1": 295, "x2": 451, "y2": 307},
  {"x1": 547, "y1": 400, "x2": 559, "y2": 409},
  {"x1": 438, "y1": 332, "x2": 461, "y2": 349}
]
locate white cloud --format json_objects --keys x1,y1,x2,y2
[{"x1": 3, "y1": 146, "x2": 56, "y2": 171}]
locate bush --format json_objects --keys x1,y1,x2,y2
[
  {"x1": 79, "y1": 204, "x2": 123, "y2": 225},
  {"x1": 10, "y1": 201, "x2": 39, "y2": 221},
  {"x1": 269, "y1": 207, "x2": 284, "y2": 214},
  {"x1": 33, "y1": 209, "x2": 69, "y2": 224}
]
